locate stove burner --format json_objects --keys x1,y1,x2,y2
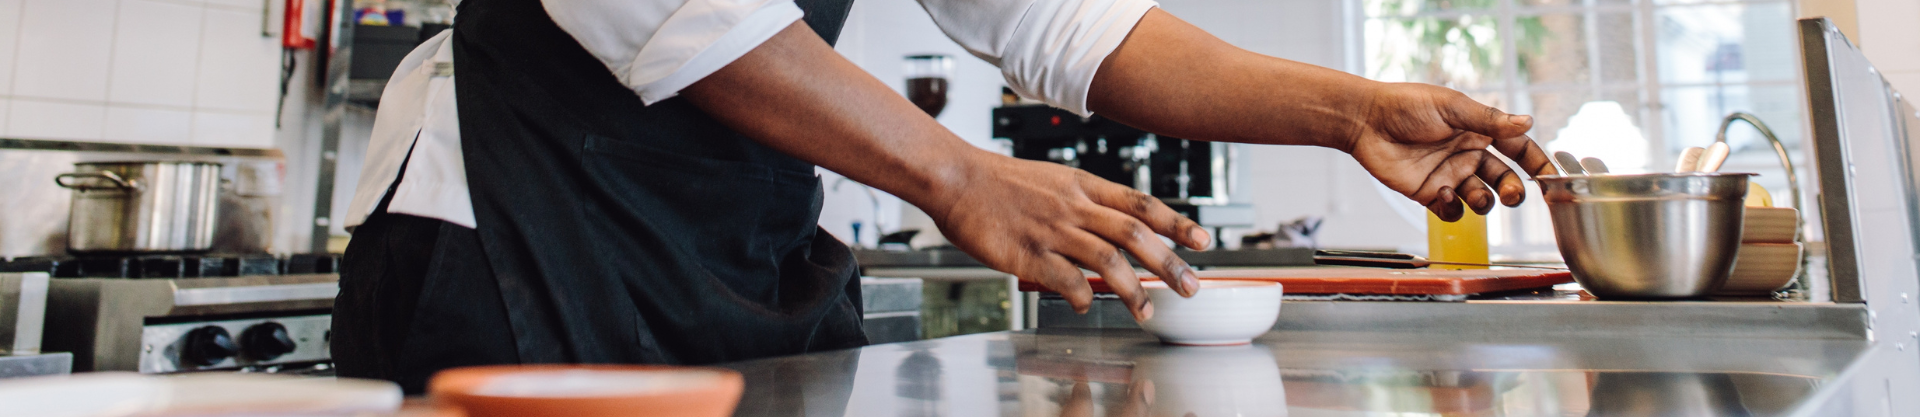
[{"x1": 0, "y1": 254, "x2": 339, "y2": 278}]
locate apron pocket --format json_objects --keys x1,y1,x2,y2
[{"x1": 578, "y1": 134, "x2": 823, "y2": 308}]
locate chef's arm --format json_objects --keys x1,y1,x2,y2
[
  {"x1": 682, "y1": 22, "x2": 1204, "y2": 321},
  {"x1": 1087, "y1": 9, "x2": 1559, "y2": 220}
]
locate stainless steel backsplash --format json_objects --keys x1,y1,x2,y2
[{"x1": 0, "y1": 146, "x2": 285, "y2": 258}]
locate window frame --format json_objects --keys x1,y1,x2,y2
[{"x1": 1353, "y1": 0, "x2": 1805, "y2": 249}]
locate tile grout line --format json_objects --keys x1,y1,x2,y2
[
  {"x1": 188, "y1": 2, "x2": 210, "y2": 145},
  {"x1": 153, "y1": 0, "x2": 265, "y2": 13},
  {"x1": 3, "y1": 94, "x2": 274, "y2": 114},
  {"x1": 2, "y1": 0, "x2": 27, "y2": 135},
  {"x1": 94, "y1": 0, "x2": 125, "y2": 141}
]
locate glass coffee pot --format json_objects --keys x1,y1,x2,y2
[{"x1": 903, "y1": 54, "x2": 953, "y2": 117}]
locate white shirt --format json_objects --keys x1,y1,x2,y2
[{"x1": 345, "y1": 0, "x2": 1159, "y2": 230}]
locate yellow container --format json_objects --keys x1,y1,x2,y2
[{"x1": 1427, "y1": 201, "x2": 1489, "y2": 270}]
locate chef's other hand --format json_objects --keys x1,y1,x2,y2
[
  {"x1": 927, "y1": 155, "x2": 1212, "y2": 321},
  {"x1": 1344, "y1": 83, "x2": 1557, "y2": 222},
  {"x1": 1060, "y1": 380, "x2": 1155, "y2": 417}
]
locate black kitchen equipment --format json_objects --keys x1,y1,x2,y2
[
  {"x1": 1, "y1": 253, "x2": 296, "y2": 279},
  {"x1": 349, "y1": 24, "x2": 424, "y2": 81},
  {"x1": 992, "y1": 104, "x2": 1252, "y2": 228},
  {"x1": 877, "y1": 230, "x2": 920, "y2": 250}
]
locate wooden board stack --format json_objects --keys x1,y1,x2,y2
[{"x1": 1718, "y1": 206, "x2": 1802, "y2": 295}]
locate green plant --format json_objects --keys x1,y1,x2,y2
[{"x1": 1367, "y1": 0, "x2": 1550, "y2": 88}]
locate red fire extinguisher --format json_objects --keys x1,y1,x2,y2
[{"x1": 282, "y1": 0, "x2": 318, "y2": 49}]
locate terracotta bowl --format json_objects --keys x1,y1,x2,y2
[{"x1": 429, "y1": 365, "x2": 743, "y2": 417}]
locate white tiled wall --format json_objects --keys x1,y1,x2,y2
[
  {"x1": 108, "y1": 0, "x2": 202, "y2": 107},
  {"x1": 9, "y1": 99, "x2": 107, "y2": 140},
  {"x1": 13, "y1": 0, "x2": 118, "y2": 102},
  {"x1": 191, "y1": 109, "x2": 274, "y2": 147},
  {"x1": 194, "y1": 6, "x2": 281, "y2": 114},
  {"x1": 104, "y1": 105, "x2": 191, "y2": 143},
  {"x1": 0, "y1": 0, "x2": 280, "y2": 148},
  {"x1": 202, "y1": 0, "x2": 263, "y2": 10},
  {"x1": 0, "y1": 0, "x2": 23, "y2": 97}
]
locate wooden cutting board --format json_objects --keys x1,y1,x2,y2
[{"x1": 1017, "y1": 267, "x2": 1573, "y2": 296}]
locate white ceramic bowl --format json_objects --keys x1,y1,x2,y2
[{"x1": 1138, "y1": 280, "x2": 1283, "y2": 345}]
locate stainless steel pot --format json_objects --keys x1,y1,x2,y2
[
  {"x1": 1536, "y1": 173, "x2": 1751, "y2": 299},
  {"x1": 55, "y1": 162, "x2": 223, "y2": 253}
]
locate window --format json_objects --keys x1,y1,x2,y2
[{"x1": 1362, "y1": 0, "x2": 1806, "y2": 251}]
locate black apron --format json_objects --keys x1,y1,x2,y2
[{"x1": 333, "y1": 0, "x2": 865, "y2": 393}]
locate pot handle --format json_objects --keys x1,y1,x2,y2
[{"x1": 55, "y1": 171, "x2": 136, "y2": 190}]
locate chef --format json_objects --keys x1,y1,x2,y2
[{"x1": 335, "y1": 0, "x2": 1555, "y2": 393}]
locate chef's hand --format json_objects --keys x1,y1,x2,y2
[
  {"x1": 926, "y1": 154, "x2": 1212, "y2": 321},
  {"x1": 1086, "y1": 10, "x2": 1556, "y2": 222},
  {"x1": 1061, "y1": 380, "x2": 1156, "y2": 417},
  {"x1": 681, "y1": 22, "x2": 1203, "y2": 320},
  {"x1": 1343, "y1": 83, "x2": 1557, "y2": 221}
]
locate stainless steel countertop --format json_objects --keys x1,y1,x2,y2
[{"x1": 722, "y1": 328, "x2": 1868, "y2": 416}]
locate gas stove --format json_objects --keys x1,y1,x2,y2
[{"x1": 10, "y1": 253, "x2": 343, "y2": 374}]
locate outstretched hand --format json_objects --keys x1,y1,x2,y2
[
  {"x1": 1084, "y1": 10, "x2": 1556, "y2": 222},
  {"x1": 1343, "y1": 83, "x2": 1559, "y2": 221}
]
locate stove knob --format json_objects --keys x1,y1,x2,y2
[
  {"x1": 182, "y1": 326, "x2": 238, "y2": 367},
  {"x1": 241, "y1": 322, "x2": 297, "y2": 361}
]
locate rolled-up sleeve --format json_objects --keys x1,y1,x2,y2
[
  {"x1": 542, "y1": 0, "x2": 804, "y2": 104},
  {"x1": 917, "y1": 0, "x2": 1157, "y2": 116}
]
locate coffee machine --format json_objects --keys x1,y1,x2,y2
[{"x1": 991, "y1": 103, "x2": 1255, "y2": 230}]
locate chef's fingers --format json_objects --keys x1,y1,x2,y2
[
  {"x1": 1457, "y1": 173, "x2": 1497, "y2": 215},
  {"x1": 1425, "y1": 186, "x2": 1464, "y2": 222},
  {"x1": 1478, "y1": 151, "x2": 1527, "y2": 206},
  {"x1": 1118, "y1": 379, "x2": 1155, "y2": 417},
  {"x1": 1080, "y1": 172, "x2": 1211, "y2": 250},
  {"x1": 1491, "y1": 134, "x2": 1556, "y2": 177},
  {"x1": 1439, "y1": 91, "x2": 1533, "y2": 141},
  {"x1": 1443, "y1": 132, "x2": 1499, "y2": 211},
  {"x1": 1029, "y1": 252, "x2": 1095, "y2": 314},
  {"x1": 1082, "y1": 204, "x2": 1199, "y2": 298},
  {"x1": 1409, "y1": 150, "x2": 1485, "y2": 221},
  {"x1": 1055, "y1": 229, "x2": 1152, "y2": 321},
  {"x1": 1062, "y1": 382, "x2": 1095, "y2": 417}
]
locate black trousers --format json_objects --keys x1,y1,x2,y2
[{"x1": 332, "y1": 211, "x2": 520, "y2": 394}]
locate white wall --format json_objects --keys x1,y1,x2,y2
[
  {"x1": 824, "y1": 0, "x2": 1426, "y2": 250},
  {"x1": 0, "y1": 0, "x2": 282, "y2": 148},
  {"x1": 1803, "y1": 0, "x2": 1920, "y2": 96},
  {"x1": 1850, "y1": 0, "x2": 1920, "y2": 96}
]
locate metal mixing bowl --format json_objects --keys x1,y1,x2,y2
[{"x1": 1535, "y1": 173, "x2": 1752, "y2": 299}]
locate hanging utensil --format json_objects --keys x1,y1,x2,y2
[
  {"x1": 1553, "y1": 151, "x2": 1587, "y2": 176},
  {"x1": 1580, "y1": 157, "x2": 1610, "y2": 174},
  {"x1": 1697, "y1": 142, "x2": 1731, "y2": 172},
  {"x1": 1674, "y1": 147, "x2": 1706, "y2": 172},
  {"x1": 1313, "y1": 250, "x2": 1568, "y2": 270}
]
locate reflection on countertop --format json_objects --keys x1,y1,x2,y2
[{"x1": 723, "y1": 328, "x2": 1862, "y2": 417}]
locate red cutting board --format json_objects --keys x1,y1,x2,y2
[{"x1": 1016, "y1": 267, "x2": 1573, "y2": 296}]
